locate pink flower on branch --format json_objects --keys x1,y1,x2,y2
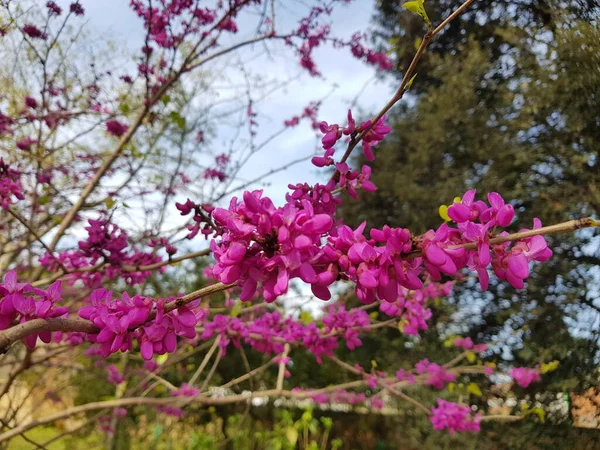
[
  {"x1": 430, "y1": 400, "x2": 481, "y2": 434},
  {"x1": 510, "y1": 367, "x2": 541, "y2": 388}
]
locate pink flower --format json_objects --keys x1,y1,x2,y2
[
  {"x1": 46, "y1": 1, "x2": 62, "y2": 15},
  {"x1": 25, "y1": 97, "x2": 38, "y2": 108},
  {"x1": 69, "y1": 2, "x2": 85, "y2": 15},
  {"x1": 0, "y1": 159, "x2": 25, "y2": 209},
  {"x1": 430, "y1": 400, "x2": 481, "y2": 434},
  {"x1": 359, "y1": 115, "x2": 391, "y2": 161},
  {"x1": 510, "y1": 367, "x2": 541, "y2": 388},
  {"x1": 415, "y1": 359, "x2": 456, "y2": 389},
  {"x1": 106, "y1": 120, "x2": 128, "y2": 137},
  {"x1": 22, "y1": 25, "x2": 46, "y2": 39}
]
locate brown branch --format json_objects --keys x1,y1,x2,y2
[
  {"x1": 276, "y1": 343, "x2": 290, "y2": 392},
  {"x1": 188, "y1": 337, "x2": 220, "y2": 386},
  {"x1": 0, "y1": 282, "x2": 235, "y2": 353}
]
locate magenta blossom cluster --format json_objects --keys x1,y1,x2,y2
[
  {"x1": 79, "y1": 289, "x2": 202, "y2": 359},
  {"x1": 454, "y1": 337, "x2": 487, "y2": 353},
  {"x1": 210, "y1": 190, "x2": 334, "y2": 302},
  {"x1": 106, "y1": 120, "x2": 128, "y2": 137},
  {"x1": 40, "y1": 218, "x2": 163, "y2": 287},
  {"x1": 313, "y1": 110, "x2": 391, "y2": 167},
  {"x1": 0, "y1": 271, "x2": 68, "y2": 347},
  {"x1": 380, "y1": 281, "x2": 452, "y2": 335},
  {"x1": 46, "y1": 1, "x2": 62, "y2": 16},
  {"x1": 291, "y1": 4, "x2": 392, "y2": 76},
  {"x1": 510, "y1": 367, "x2": 541, "y2": 388},
  {"x1": 343, "y1": 32, "x2": 394, "y2": 71},
  {"x1": 129, "y1": 0, "x2": 220, "y2": 50},
  {"x1": 172, "y1": 383, "x2": 200, "y2": 397},
  {"x1": 283, "y1": 101, "x2": 321, "y2": 129},
  {"x1": 206, "y1": 184, "x2": 551, "y2": 306},
  {"x1": 203, "y1": 153, "x2": 230, "y2": 182},
  {"x1": 22, "y1": 24, "x2": 47, "y2": 39},
  {"x1": 307, "y1": 388, "x2": 367, "y2": 405},
  {"x1": 430, "y1": 400, "x2": 481, "y2": 434},
  {"x1": 175, "y1": 199, "x2": 215, "y2": 239},
  {"x1": 106, "y1": 365, "x2": 125, "y2": 384},
  {"x1": 201, "y1": 306, "x2": 369, "y2": 363},
  {"x1": 437, "y1": 190, "x2": 552, "y2": 289},
  {"x1": 0, "y1": 158, "x2": 25, "y2": 209},
  {"x1": 415, "y1": 359, "x2": 456, "y2": 389}
]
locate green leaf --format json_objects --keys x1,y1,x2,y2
[
  {"x1": 402, "y1": 1, "x2": 421, "y2": 14},
  {"x1": 320, "y1": 417, "x2": 333, "y2": 429},
  {"x1": 161, "y1": 95, "x2": 171, "y2": 105},
  {"x1": 406, "y1": 73, "x2": 418, "y2": 91},
  {"x1": 443, "y1": 335, "x2": 456, "y2": 347},
  {"x1": 467, "y1": 382, "x2": 482, "y2": 396},
  {"x1": 169, "y1": 111, "x2": 186, "y2": 130},
  {"x1": 466, "y1": 351, "x2": 477, "y2": 363},
  {"x1": 104, "y1": 197, "x2": 116, "y2": 209},
  {"x1": 300, "y1": 311, "x2": 313, "y2": 324},
  {"x1": 525, "y1": 407, "x2": 546, "y2": 423},
  {"x1": 119, "y1": 103, "x2": 130, "y2": 115},
  {"x1": 541, "y1": 360, "x2": 560, "y2": 374},
  {"x1": 402, "y1": 0, "x2": 431, "y2": 28},
  {"x1": 231, "y1": 302, "x2": 242, "y2": 318},
  {"x1": 38, "y1": 194, "x2": 51, "y2": 206}
]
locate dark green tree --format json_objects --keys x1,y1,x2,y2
[{"x1": 342, "y1": 0, "x2": 600, "y2": 394}]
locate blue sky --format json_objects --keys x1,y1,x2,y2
[{"x1": 60, "y1": 0, "x2": 398, "y2": 205}]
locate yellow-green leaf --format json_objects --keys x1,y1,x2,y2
[
  {"x1": 104, "y1": 197, "x2": 116, "y2": 209},
  {"x1": 466, "y1": 351, "x2": 476, "y2": 363},
  {"x1": 285, "y1": 427, "x2": 298, "y2": 444},
  {"x1": 300, "y1": 311, "x2": 313, "y2": 324},
  {"x1": 541, "y1": 360, "x2": 560, "y2": 374},
  {"x1": 439, "y1": 204, "x2": 451, "y2": 222},
  {"x1": 156, "y1": 354, "x2": 168, "y2": 365},
  {"x1": 467, "y1": 382, "x2": 482, "y2": 397},
  {"x1": 231, "y1": 302, "x2": 242, "y2": 318},
  {"x1": 447, "y1": 382, "x2": 456, "y2": 393},
  {"x1": 406, "y1": 73, "x2": 418, "y2": 91},
  {"x1": 526, "y1": 407, "x2": 546, "y2": 423},
  {"x1": 402, "y1": 1, "x2": 420, "y2": 14},
  {"x1": 402, "y1": 0, "x2": 431, "y2": 28},
  {"x1": 444, "y1": 336, "x2": 456, "y2": 348}
]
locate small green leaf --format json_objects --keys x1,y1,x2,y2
[
  {"x1": 119, "y1": 103, "x2": 130, "y2": 115},
  {"x1": 38, "y1": 194, "x2": 51, "y2": 206},
  {"x1": 402, "y1": 0, "x2": 431, "y2": 28},
  {"x1": 231, "y1": 302, "x2": 242, "y2": 318},
  {"x1": 406, "y1": 73, "x2": 418, "y2": 91},
  {"x1": 526, "y1": 407, "x2": 546, "y2": 423},
  {"x1": 541, "y1": 360, "x2": 560, "y2": 374},
  {"x1": 300, "y1": 311, "x2": 313, "y2": 324},
  {"x1": 402, "y1": 1, "x2": 421, "y2": 14},
  {"x1": 466, "y1": 351, "x2": 477, "y2": 363},
  {"x1": 447, "y1": 382, "x2": 456, "y2": 393},
  {"x1": 104, "y1": 197, "x2": 116, "y2": 209},
  {"x1": 161, "y1": 95, "x2": 171, "y2": 105},
  {"x1": 320, "y1": 417, "x2": 333, "y2": 429},
  {"x1": 169, "y1": 111, "x2": 186, "y2": 130},
  {"x1": 467, "y1": 382, "x2": 482, "y2": 397}
]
